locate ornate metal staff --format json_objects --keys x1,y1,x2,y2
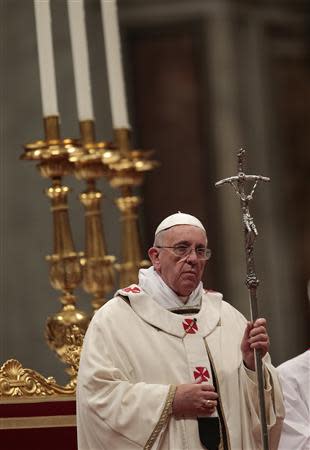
[{"x1": 215, "y1": 148, "x2": 270, "y2": 450}]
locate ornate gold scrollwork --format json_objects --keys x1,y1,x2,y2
[
  {"x1": 0, "y1": 325, "x2": 85, "y2": 397},
  {"x1": 0, "y1": 359, "x2": 75, "y2": 397}
]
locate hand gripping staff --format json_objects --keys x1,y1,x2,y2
[{"x1": 215, "y1": 148, "x2": 270, "y2": 450}]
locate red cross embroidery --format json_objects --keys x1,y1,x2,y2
[
  {"x1": 193, "y1": 366, "x2": 210, "y2": 383},
  {"x1": 123, "y1": 286, "x2": 141, "y2": 294},
  {"x1": 182, "y1": 318, "x2": 198, "y2": 334}
]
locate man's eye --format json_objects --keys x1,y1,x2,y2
[
  {"x1": 174, "y1": 246, "x2": 188, "y2": 254},
  {"x1": 196, "y1": 248, "x2": 206, "y2": 256}
]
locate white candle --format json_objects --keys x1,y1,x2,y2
[
  {"x1": 34, "y1": 0, "x2": 59, "y2": 117},
  {"x1": 67, "y1": 0, "x2": 94, "y2": 121},
  {"x1": 100, "y1": 0, "x2": 130, "y2": 129}
]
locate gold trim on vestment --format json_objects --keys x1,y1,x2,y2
[
  {"x1": 144, "y1": 384, "x2": 176, "y2": 450},
  {"x1": 0, "y1": 414, "x2": 76, "y2": 430}
]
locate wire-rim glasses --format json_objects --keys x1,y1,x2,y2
[{"x1": 156, "y1": 245, "x2": 212, "y2": 260}]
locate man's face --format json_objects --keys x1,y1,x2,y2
[{"x1": 148, "y1": 225, "x2": 207, "y2": 296}]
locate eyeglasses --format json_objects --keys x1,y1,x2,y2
[{"x1": 156, "y1": 245, "x2": 212, "y2": 260}]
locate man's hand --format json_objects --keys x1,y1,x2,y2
[
  {"x1": 172, "y1": 384, "x2": 218, "y2": 417},
  {"x1": 241, "y1": 318, "x2": 270, "y2": 371}
]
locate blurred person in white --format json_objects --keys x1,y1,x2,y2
[
  {"x1": 277, "y1": 281, "x2": 310, "y2": 449},
  {"x1": 277, "y1": 349, "x2": 310, "y2": 449}
]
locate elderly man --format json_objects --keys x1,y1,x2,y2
[{"x1": 77, "y1": 212, "x2": 284, "y2": 450}]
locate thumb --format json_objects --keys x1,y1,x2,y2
[{"x1": 243, "y1": 321, "x2": 253, "y2": 339}]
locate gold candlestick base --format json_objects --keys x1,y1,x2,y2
[{"x1": 45, "y1": 302, "x2": 89, "y2": 383}]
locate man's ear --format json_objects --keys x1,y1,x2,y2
[{"x1": 148, "y1": 247, "x2": 161, "y2": 271}]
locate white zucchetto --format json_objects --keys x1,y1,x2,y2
[{"x1": 155, "y1": 212, "x2": 206, "y2": 236}]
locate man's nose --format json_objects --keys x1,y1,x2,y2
[{"x1": 186, "y1": 248, "x2": 199, "y2": 263}]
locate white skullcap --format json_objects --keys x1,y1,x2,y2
[{"x1": 155, "y1": 212, "x2": 206, "y2": 236}]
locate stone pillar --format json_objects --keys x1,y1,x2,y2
[{"x1": 206, "y1": 11, "x2": 248, "y2": 315}]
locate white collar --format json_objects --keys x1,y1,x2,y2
[{"x1": 138, "y1": 266, "x2": 203, "y2": 310}]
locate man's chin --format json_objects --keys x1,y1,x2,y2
[{"x1": 177, "y1": 282, "x2": 198, "y2": 297}]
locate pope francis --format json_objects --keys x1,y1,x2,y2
[{"x1": 77, "y1": 212, "x2": 284, "y2": 450}]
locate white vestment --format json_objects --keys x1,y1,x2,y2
[
  {"x1": 77, "y1": 286, "x2": 284, "y2": 450},
  {"x1": 277, "y1": 350, "x2": 310, "y2": 450}
]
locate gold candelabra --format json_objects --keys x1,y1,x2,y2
[
  {"x1": 69, "y1": 120, "x2": 120, "y2": 311},
  {"x1": 21, "y1": 116, "x2": 89, "y2": 385},
  {"x1": 17, "y1": 119, "x2": 158, "y2": 390},
  {"x1": 109, "y1": 128, "x2": 159, "y2": 287}
]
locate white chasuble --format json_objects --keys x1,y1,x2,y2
[{"x1": 77, "y1": 286, "x2": 284, "y2": 450}]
